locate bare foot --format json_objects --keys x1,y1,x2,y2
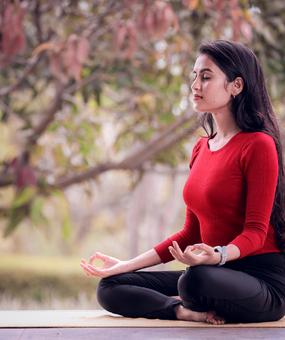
[
  {"x1": 205, "y1": 311, "x2": 225, "y2": 325},
  {"x1": 175, "y1": 305, "x2": 225, "y2": 325}
]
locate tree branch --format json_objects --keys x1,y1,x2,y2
[
  {"x1": 25, "y1": 82, "x2": 65, "y2": 148},
  {"x1": 0, "y1": 113, "x2": 199, "y2": 189},
  {"x1": 33, "y1": 1, "x2": 44, "y2": 43},
  {"x1": 0, "y1": 175, "x2": 13, "y2": 187},
  {"x1": 119, "y1": 110, "x2": 196, "y2": 169},
  {"x1": 0, "y1": 56, "x2": 41, "y2": 97},
  {"x1": 54, "y1": 111, "x2": 199, "y2": 189}
]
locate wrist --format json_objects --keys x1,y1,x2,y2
[
  {"x1": 213, "y1": 246, "x2": 228, "y2": 266},
  {"x1": 121, "y1": 260, "x2": 133, "y2": 271},
  {"x1": 213, "y1": 252, "x2": 222, "y2": 265}
]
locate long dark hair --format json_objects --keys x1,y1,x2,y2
[{"x1": 197, "y1": 40, "x2": 285, "y2": 251}]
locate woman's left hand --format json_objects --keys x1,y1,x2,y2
[{"x1": 168, "y1": 241, "x2": 220, "y2": 266}]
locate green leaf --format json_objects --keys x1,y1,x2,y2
[
  {"x1": 62, "y1": 216, "x2": 72, "y2": 240},
  {"x1": 4, "y1": 206, "x2": 27, "y2": 237},
  {"x1": 51, "y1": 190, "x2": 73, "y2": 240},
  {"x1": 30, "y1": 197, "x2": 49, "y2": 226},
  {"x1": 12, "y1": 187, "x2": 37, "y2": 209}
]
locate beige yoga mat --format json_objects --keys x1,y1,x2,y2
[{"x1": 0, "y1": 310, "x2": 285, "y2": 328}]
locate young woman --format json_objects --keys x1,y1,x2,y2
[{"x1": 80, "y1": 40, "x2": 285, "y2": 324}]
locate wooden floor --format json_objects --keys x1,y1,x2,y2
[{"x1": 1, "y1": 328, "x2": 285, "y2": 340}]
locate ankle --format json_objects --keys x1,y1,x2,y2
[{"x1": 174, "y1": 304, "x2": 184, "y2": 320}]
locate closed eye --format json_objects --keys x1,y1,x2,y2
[{"x1": 190, "y1": 74, "x2": 211, "y2": 82}]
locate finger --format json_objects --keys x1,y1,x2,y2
[
  {"x1": 83, "y1": 268, "x2": 91, "y2": 277},
  {"x1": 89, "y1": 252, "x2": 99, "y2": 264},
  {"x1": 172, "y1": 241, "x2": 184, "y2": 257},
  {"x1": 183, "y1": 247, "x2": 200, "y2": 262},
  {"x1": 89, "y1": 251, "x2": 107, "y2": 264},
  {"x1": 185, "y1": 245, "x2": 202, "y2": 254},
  {"x1": 85, "y1": 263, "x2": 107, "y2": 278},
  {"x1": 168, "y1": 246, "x2": 176, "y2": 257},
  {"x1": 184, "y1": 245, "x2": 195, "y2": 253},
  {"x1": 169, "y1": 246, "x2": 187, "y2": 264},
  {"x1": 80, "y1": 262, "x2": 92, "y2": 276},
  {"x1": 194, "y1": 243, "x2": 214, "y2": 254},
  {"x1": 183, "y1": 245, "x2": 208, "y2": 263},
  {"x1": 183, "y1": 246, "x2": 197, "y2": 258},
  {"x1": 81, "y1": 259, "x2": 89, "y2": 269},
  {"x1": 81, "y1": 263, "x2": 101, "y2": 277},
  {"x1": 185, "y1": 245, "x2": 195, "y2": 251}
]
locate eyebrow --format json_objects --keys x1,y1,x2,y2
[{"x1": 192, "y1": 68, "x2": 214, "y2": 74}]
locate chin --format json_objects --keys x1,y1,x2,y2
[{"x1": 192, "y1": 103, "x2": 207, "y2": 112}]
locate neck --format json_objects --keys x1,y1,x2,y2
[
  {"x1": 215, "y1": 127, "x2": 241, "y2": 139},
  {"x1": 211, "y1": 111, "x2": 240, "y2": 140}
]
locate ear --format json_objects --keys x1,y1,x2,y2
[{"x1": 232, "y1": 77, "x2": 244, "y2": 96}]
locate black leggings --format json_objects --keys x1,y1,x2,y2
[{"x1": 97, "y1": 253, "x2": 285, "y2": 323}]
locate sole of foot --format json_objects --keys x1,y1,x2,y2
[{"x1": 206, "y1": 311, "x2": 225, "y2": 325}]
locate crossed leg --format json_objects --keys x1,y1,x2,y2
[
  {"x1": 97, "y1": 266, "x2": 284, "y2": 323},
  {"x1": 97, "y1": 269, "x2": 223, "y2": 323}
]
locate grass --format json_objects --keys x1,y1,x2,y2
[
  {"x1": 0, "y1": 254, "x2": 100, "y2": 310},
  {"x1": 0, "y1": 254, "x2": 83, "y2": 275}
]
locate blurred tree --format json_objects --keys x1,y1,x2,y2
[{"x1": 0, "y1": 0, "x2": 284, "y2": 236}]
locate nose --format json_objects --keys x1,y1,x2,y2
[{"x1": 191, "y1": 77, "x2": 201, "y2": 92}]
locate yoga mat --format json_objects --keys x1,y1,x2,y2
[{"x1": 0, "y1": 310, "x2": 285, "y2": 328}]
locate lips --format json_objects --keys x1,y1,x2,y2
[{"x1": 193, "y1": 94, "x2": 203, "y2": 100}]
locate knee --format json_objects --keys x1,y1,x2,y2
[
  {"x1": 178, "y1": 266, "x2": 212, "y2": 299},
  {"x1": 96, "y1": 277, "x2": 117, "y2": 312}
]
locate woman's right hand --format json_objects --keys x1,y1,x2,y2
[{"x1": 80, "y1": 251, "x2": 128, "y2": 278}]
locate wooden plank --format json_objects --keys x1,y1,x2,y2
[
  {"x1": 0, "y1": 328, "x2": 23, "y2": 340},
  {"x1": 1, "y1": 328, "x2": 285, "y2": 340}
]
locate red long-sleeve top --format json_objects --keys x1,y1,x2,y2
[{"x1": 154, "y1": 131, "x2": 280, "y2": 263}]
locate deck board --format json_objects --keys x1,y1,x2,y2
[
  {"x1": 1, "y1": 327, "x2": 285, "y2": 340},
  {"x1": 1, "y1": 310, "x2": 285, "y2": 340}
]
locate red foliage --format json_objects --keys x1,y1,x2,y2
[
  {"x1": 114, "y1": 0, "x2": 179, "y2": 59},
  {"x1": 33, "y1": 34, "x2": 90, "y2": 83},
  {"x1": 137, "y1": 1, "x2": 179, "y2": 39},
  {"x1": 0, "y1": 2, "x2": 26, "y2": 67},
  {"x1": 182, "y1": 0, "x2": 200, "y2": 10},
  {"x1": 63, "y1": 34, "x2": 90, "y2": 81},
  {"x1": 229, "y1": 0, "x2": 252, "y2": 42},
  {"x1": 204, "y1": 0, "x2": 253, "y2": 42},
  {"x1": 114, "y1": 20, "x2": 137, "y2": 59},
  {"x1": 10, "y1": 158, "x2": 37, "y2": 189}
]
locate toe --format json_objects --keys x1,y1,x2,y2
[{"x1": 205, "y1": 311, "x2": 225, "y2": 325}]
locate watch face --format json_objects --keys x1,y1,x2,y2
[{"x1": 213, "y1": 246, "x2": 227, "y2": 265}]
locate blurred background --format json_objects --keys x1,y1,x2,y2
[{"x1": 0, "y1": 0, "x2": 284, "y2": 310}]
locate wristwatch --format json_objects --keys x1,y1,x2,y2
[{"x1": 214, "y1": 246, "x2": 227, "y2": 266}]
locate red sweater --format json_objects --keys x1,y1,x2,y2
[{"x1": 154, "y1": 131, "x2": 280, "y2": 263}]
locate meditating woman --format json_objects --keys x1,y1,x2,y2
[{"x1": 81, "y1": 40, "x2": 285, "y2": 324}]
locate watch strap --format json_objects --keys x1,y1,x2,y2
[{"x1": 214, "y1": 246, "x2": 227, "y2": 266}]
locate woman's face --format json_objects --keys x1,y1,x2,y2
[{"x1": 190, "y1": 54, "x2": 233, "y2": 114}]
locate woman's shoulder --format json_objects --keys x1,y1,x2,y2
[
  {"x1": 239, "y1": 131, "x2": 278, "y2": 171},
  {"x1": 192, "y1": 135, "x2": 209, "y2": 154},
  {"x1": 240, "y1": 131, "x2": 276, "y2": 148},
  {"x1": 189, "y1": 135, "x2": 207, "y2": 168},
  {"x1": 242, "y1": 131, "x2": 274, "y2": 140},
  {"x1": 239, "y1": 131, "x2": 277, "y2": 162}
]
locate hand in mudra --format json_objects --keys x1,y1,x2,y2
[
  {"x1": 80, "y1": 252, "x2": 126, "y2": 278},
  {"x1": 168, "y1": 241, "x2": 220, "y2": 266}
]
